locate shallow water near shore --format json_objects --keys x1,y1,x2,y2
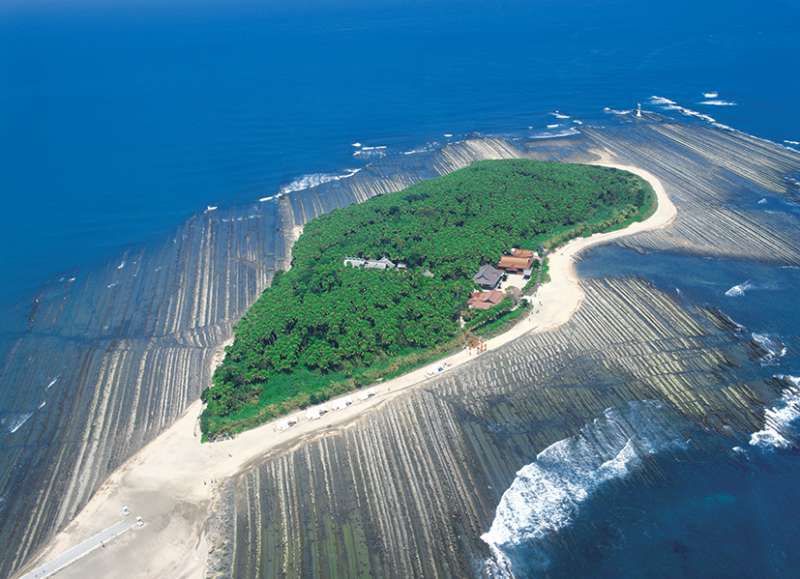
[
  {"x1": 2, "y1": 0, "x2": 800, "y2": 576},
  {"x1": 491, "y1": 239, "x2": 800, "y2": 577}
]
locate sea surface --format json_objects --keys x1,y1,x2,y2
[{"x1": 2, "y1": 0, "x2": 800, "y2": 576}]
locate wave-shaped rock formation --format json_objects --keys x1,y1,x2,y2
[
  {"x1": 584, "y1": 122, "x2": 800, "y2": 263},
  {"x1": 0, "y1": 138, "x2": 520, "y2": 576},
  {"x1": 212, "y1": 121, "x2": 800, "y2": 578},
  {"x1": 219, "y1": 278, "x2": 768, "y2": 578},
  {"x1": 4, "y1": 117, "x2": 799, "y2": 576}
]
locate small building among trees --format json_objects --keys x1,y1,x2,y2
[
  {"x1": 343, "y1": 256, "x2": 406, "y2": 270},
  {"x1": 473, "y1": 264, "x2": 505, "y2": 289},
  {"x1": 497, "y1": 248, "x2": 540, "y2": 276},
  {"x1": 467, "y1": 290, "x2": 505, "y2": 310}
]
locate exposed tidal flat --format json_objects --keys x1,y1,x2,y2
[
  {"x1": 4, "y1": 116, "x2": 800, "y2": 578},
  {"x1": 1, "y1": 137, "x2": 522, "y2": 577},
  {"x1": 217, "y1": 121, "x2": 800, "y2": 578}
]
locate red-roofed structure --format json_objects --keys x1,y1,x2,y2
[{"x1": 467, "y1": 290, "x2": 505, "y2": 310}]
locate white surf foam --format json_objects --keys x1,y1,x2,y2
[
  {"x1": 402, "y1": 143, "x2": 436, "y2": 155},
  {"x1": 353, "y1": 145, "x2": 388, "y2": 159},
  {"x1": 712, "y1": 122, "x2": 735, "y2": 131},
  {"x1": 751, "y1": 332, "x2": 787, "y2": 366},
  {"x1": 649, "y1": 95, "x2": 677, "y2": 107},
  {"x1": 546, "y1": 123, "x2": 560, "y2": 129},
  {"x1": 750, "y1": 376, "x2": 800, "y2": 449},
  {"x1": 649, "y1": 95, "x2": 717, "y2": 123},
  {"x1": 529, "y1": 127, "x2": 581, "y2": 140},
  {"x1": 699, "y1": 99, "x2": 737, "y2": 107},
  {"x1": 551, "y1": 111, "x2": 570, "y2": 120},
  {"x1": 481, "y1": 401, "x2": 685, "y2": 575},
  {"x1": 116, "y1": 260, "x2": 125, "y2": 270},
  {"x1": 758, "y1": 198, "x2": 768, "y2": 205},
  {"x1": 7, "y1": 412, "x2": 33, "y2": 434},
  {"x1": 278, "y1": 169, "x2": 362, "y2": 195},
  {"x1": 46, "y1": 376, "x2": 59, "y2": 390},
  {"x1": 784, "y1": 140, "x2": 800, "y2": 146},
  {"x1": 724, "y1": 280, "x2": 753, "y2": 297}
]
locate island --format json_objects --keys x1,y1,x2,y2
[{"x1": 201, "y1": 159, "x2": 655, "y2": 439}]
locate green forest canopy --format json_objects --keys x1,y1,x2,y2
[{"x1": 201, "y1": 159, "x2": 655, "y2": 438}]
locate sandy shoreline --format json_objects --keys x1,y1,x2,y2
[{"x1": 17, "y1": 154, "x2": 676, "y2": 579}]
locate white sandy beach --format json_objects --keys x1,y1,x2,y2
[{"x1": 17, "y1": 154, "x2": 676, "y2": 579}]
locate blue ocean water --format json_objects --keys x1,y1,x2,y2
[
  {"x1": 2, "y1": 0, "x2": 799, "y2": 319},
  {"x1": 570, "y1": 247, "x2": 800, "y2": 578},
  {"x1": 2, "y1": 0, "x2": 800, "y2": 576}
]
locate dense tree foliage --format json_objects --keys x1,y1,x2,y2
[{"x1": 201, "y1": 159, "x2": 655, "y2": 438}]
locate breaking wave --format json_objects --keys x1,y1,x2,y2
[
  {"x1": 749, "y1": 376, "x2": 800, "y2": 450},
  {"x1": 353, "y1": 145, "x2": 387, "y2": 159},
  {"x1": 3, "y1": 412, "x2": 33, "y2": 434},
  {"x1": 724, "y1": 280, "x2": 753, "y2": 297},
  {"x1": 278, "y1": 169, "x2": 362, "y2": 195},
  {"x1": 699, "y1": 99, "x2": 737, "y2": 107},
  {"x1": 648, "y1": 96, "x2": 678, "y2": 107},
  {"x1": 481, "y1": 400, "x2": 686, "y2": 577},
  {"x1": 751, "y1": 333, "x2": 787, "y2": 366},
  {"x1": 529, "y1": 127, "x2": 580, "y2": 140},
  {"x1": 649, "y1": 95, "x2": 717, "y2": 123}
]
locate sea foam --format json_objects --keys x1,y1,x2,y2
[
  {"x1": 4, "y1": 412, "x2": 33, "y2": 435},
  {"x1": 724, "y1": 280, "x2": 753, "y2": 297},
  {"x1": 529, "y1": 127, "x2": 580, "y2": 140},
  {"x1": 481, "y1": 400, "x2": 686, "y2": 577},
  {"x1": 353, "y1": 146, "x2": 387, "y2": 159},
  {"x1": 699, "y1": 99, "x2": 737, "y2": 107},
  {"x1": 751, "y1": 332, "x2": 787, "y2": 366},
  {"x1": 749, "y1": 376, "x2": 800, "y2": 450},
  {"x1": 279, "y1": 169, "x2": 362, "y2": 195},
  {"x1": 649, "y1": 95, "x2": 717, "y2": 123}
]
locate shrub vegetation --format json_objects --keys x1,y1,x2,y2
[{"x1": 201, "y1": 159, "x2": 655, "y2": 438}]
